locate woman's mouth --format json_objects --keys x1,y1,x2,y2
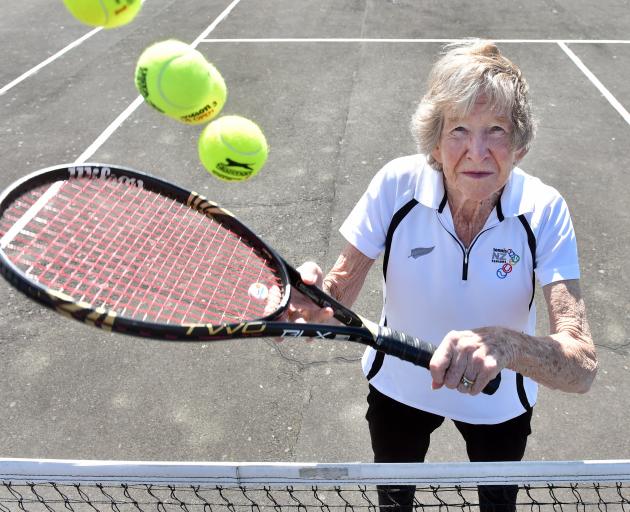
[{"x1": 462, "y1": 171, "x2": 493, "y2": 179}]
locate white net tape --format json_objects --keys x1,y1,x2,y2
[{"x1": 1, "y1": 459, "x2": 629, "y2": 511}]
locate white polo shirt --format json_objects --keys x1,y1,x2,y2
[{"x1": 340, "y1": 154, "x2": 580, "y2": 424}]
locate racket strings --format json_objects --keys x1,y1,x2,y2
[
  {"x1": 85, "y1": 182, "x2": 170, "y2": 312},
  {"x1": 172, "y1": 219, "x2": 235, "y2": 324},
  {"x1": 213, "y1": 232, "x2": 259, "y2": 323},
  {"x1": 90, "y1": 183, "x2": 187, "y2": 319},
  {"x1": 44, "y1": 179, "x2": 144, "y2": 299},
  {"x1": 104, "y1": 192, "x2": 200, "y2": 318},
  {"x1": 1, "y1": 177, "x2": 284, "y2": 324}
]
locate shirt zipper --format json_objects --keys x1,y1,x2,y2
[{"x1": 437, "y1": 213, "x2": 499, "y2": 281}]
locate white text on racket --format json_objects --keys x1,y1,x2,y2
[
  {"x1": 69, "y1": 166, "x2": 144, "y2": 187},
  {"x1": 282, "y1": 329, "x2": 349, "y2": 340}
]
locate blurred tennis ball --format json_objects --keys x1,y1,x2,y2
[
  {"x1": 198, "y1": 115, "x2": 269, "y2": 182},
  {"x1": 62, "y1": 0, "x2": 142, "y2": 28},
  {"x1": 135, "y1": 40, "x2": 227, "y2": 125}
]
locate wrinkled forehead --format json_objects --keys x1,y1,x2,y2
[{"x1": 444, "y1": 95, "x2": 513, "y2": 124}]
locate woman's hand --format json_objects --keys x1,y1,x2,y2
[
  {"x1": 264, "y1": 244, "x2": 374, "y2": 343},
  {"x1": 429, "y1": 327, "x2": 514, "y2": 395},
  {"x1": 263, "y1": 262, "x2": 334, "y2": 326},
  {"x1": 286, "y1": 262, "x2": 335, "y2": 324},
  {"x1": 430, "y1": 281, "x2": 597, "y2": 395}
]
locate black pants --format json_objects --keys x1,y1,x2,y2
[{"x1": 366, "y1": 385, "x2": 532, "y2": 512}]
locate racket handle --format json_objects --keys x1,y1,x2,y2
[{"x1": 376, "y1": 326, "x2": 501, "y2": 396}]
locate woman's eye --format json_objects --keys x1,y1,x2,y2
[{"x1": 490, "y1": 126, "x2": 506, "y2": 134}]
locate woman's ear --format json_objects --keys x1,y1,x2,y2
[
  {"x1": 514, "y1": 146, "x2": 528, "y2": 166},
  {"x1": 431, "y1": 145, "x2": 442, "y2": 165}
]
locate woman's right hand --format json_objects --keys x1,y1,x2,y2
[
  {"x1": 264, "y1": 261, "x2": 334, "y2": 324},
  {"x1": 287, "y1": 261, "x2": 335, "y2": 323}
]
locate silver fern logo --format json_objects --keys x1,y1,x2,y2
[{"x1": 408, "y1": 246, "x2": 435, "y2": 259}]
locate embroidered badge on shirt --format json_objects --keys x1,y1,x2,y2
[
  {"x1": 492, "y1": 248, "x2": 521, "y2": 279},
  {"x1": 409, "y1": 246, "x2": 435, "y2": 259}
]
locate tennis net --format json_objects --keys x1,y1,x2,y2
[{"x1": 1, "y1": 458, "x2": 629, "y2": 511}]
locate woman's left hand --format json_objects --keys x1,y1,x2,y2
[{"x1": 429, "y1": 327, "x2": 514, "y2": 395}]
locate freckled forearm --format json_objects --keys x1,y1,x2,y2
[
  {"x1": 503, "y1": 279, "x2": 598, "y2": 393},
  {"x1": 505, "y1": 329, "x2": 598, "y2": 393},
  {"x1": 322, "y1": 244, "x2": 374, "y2": 308}
]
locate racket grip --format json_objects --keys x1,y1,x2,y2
[{"x1": 376, "y1": 326, "x2": 501, "y2": 396}]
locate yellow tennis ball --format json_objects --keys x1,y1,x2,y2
[
  {"x1": 198, "y1": 116, "x2": 269, "y2": 182},
  {"x1": 62, "y1": 0, "x2": 142, "y2": 28},
  {"x1": 135, "y1": 40, "x2": 227, "y2": 125}
]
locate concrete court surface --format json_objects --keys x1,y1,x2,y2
[{"x1": 1, "y1": 0, "x2": 629, "y2": 465}]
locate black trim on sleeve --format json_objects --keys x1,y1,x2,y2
[
  {"x1": 516, "y1": 373, "x2": 532, "y2": 411},
  {"x1": 517, "y1": 214, "x2": 537, "y2": 310},
  {"x1": 366, "y1": 352, "x2": 385, "y2": 380},
  {"x1": 366, "y1": 316, "x2": 387, "y2": 380},
  {"x1": 514, "y1": 214, "x2": 537, "y2": 410},
  {"x1": 369, "y1": 199, "x2": 419, "y2": 382},
  {"x1": 382, "y1": 199, "x2": 419, "y2": 280}
]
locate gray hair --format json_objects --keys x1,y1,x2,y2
[{"x1": 411, "y1": 39, "x2": 536, "y2": 171}]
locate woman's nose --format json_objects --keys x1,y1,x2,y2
[{"x1": 466, "y1": 133, "x2": 490, "y2": 161}]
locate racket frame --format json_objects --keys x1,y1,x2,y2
[
  {"x1": 0, "y1": 163, "x2": 501, "y2": 394},
  {"x1": 0, "y1": 164, "x2": 369, "y2": 343}
]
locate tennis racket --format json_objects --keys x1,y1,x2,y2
[{"x1": 0, "y1": 163, "x2": 500, "y2": 395}]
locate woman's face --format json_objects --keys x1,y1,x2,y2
[{"x1": 431, "y1": 98, "x2": 526, "y2": 204}]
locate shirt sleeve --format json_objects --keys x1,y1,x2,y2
[
  {"x1": 339, "y1": 167, "x2": 397, "y2": 259},
  {"x1": 535, "y1": 193, "x2": 581, "y2": 286}
]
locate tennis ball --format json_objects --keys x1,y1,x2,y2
[
  {"x1": 135, "y1": 40, "x2": 227, "y2": 125},
  {"x1": 198, "y1": 116, "x2": 269, "y2": 182},
  {"x1": 62, "y1": 0, "x2": 142, "y2": 28}
]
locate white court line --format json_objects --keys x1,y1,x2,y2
[
  {"x1": 199, "y1": 38, "x2": 630, "y2": 44},
  {"x1": 0, "y1": 181, "x2": 64, "y2": 249},
  {"x1": 558, "y1": 42, "x2": 630, "y2": 126},
  {"x1": 2, "y1": 34, "x2": 628, "y2": 97},
  {"x1": 75, "y1": 0, "x2": 243, "y2": 164},
  {"x1": 191, "y1": 0, "x2": 242, "y2": 48},
  {"x1": 1, "y1": 0, "x2": 153, "y2": 96},
  {"x1": 0, "y1": 27, "x2": 102, "y2": 96},
  {"x1": 75, "y1": 96, "x2": 144, "y2": 164},
  {"x1": 7, "y1": 27, "x2": 627, "y2": 160},
  {"x1": 198, "y1": 37, "x2": 630, "y2": 127}
]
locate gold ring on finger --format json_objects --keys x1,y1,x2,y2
[{"x1": 461, "y1": 376, "x2": 475, "y2": 389}]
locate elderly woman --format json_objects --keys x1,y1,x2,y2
[{"x1": 286, "y1": 40, "x2": 597, "y2": 511}]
